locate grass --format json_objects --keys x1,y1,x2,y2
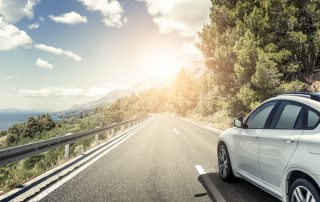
[{"x1": 189, "y1": 110, "x2": 233, "y2": 130}]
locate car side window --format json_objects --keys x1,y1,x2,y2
[
  {"x1": 306, "y1": 109, "x2": 320, "y2": 129},
  {"x1": 246, "y1": 102, "x2": 277, "y2": 129},
  {"x1": 271, "y1": 102, "x2": 303, "y2": 129}
]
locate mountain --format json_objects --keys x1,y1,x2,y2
[
  {"x1": 55, "y1": 76, "x2": 171, "y2": 118},
  {"x1": 56, "y1": 61, "x2": 206, "y2": 118}
]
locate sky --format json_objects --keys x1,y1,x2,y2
[{"x1": 0, "y1": 0, "x2": 210, "y2": 111}]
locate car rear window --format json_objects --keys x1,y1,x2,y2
[
  {"x1": 274, "y1": 103, "x2": 302, "y2": 129},
  {"x1": 307, "y1": 109, "x2": 320, "y2": 129}
]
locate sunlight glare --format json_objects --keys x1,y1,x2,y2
[{"x1": 147, "y1": 54, "x2": 180, "y2": 79}]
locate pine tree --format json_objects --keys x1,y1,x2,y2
[{"x1": 199, "y1": 0, "x2": 320, "y2": 114}]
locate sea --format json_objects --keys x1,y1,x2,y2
[{"x1": 0, "y1": 112, "x2": 60, "y2": 131}]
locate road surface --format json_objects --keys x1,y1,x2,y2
[{"x1": 40, "y1": 114, "x2": 279, "y2": 202}]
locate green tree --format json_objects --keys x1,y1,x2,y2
[
  {"x1": 38, "y1": 114, "x2": 56, "y2": 131},
  {"x1": 8, "y1": 124, "x2": 20, "y2": 135},
  {"x1": 23, "y1": 117, "x2": 40, "y2": 138},
  {"x1": 6, "y1": 134, "x2": 18, "y2": 145},
  {"x1": 0, "y1": 131, "x2": 6, "y2": 137},
  {"x1": 199, "y1": 0, "x2": 320, "y2": 115},
  {"x1": 170, "y1": 69, "x2": 199, "y2": 116}
]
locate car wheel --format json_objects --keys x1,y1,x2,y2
[
  {"x1": 217, "y1": 143, "x2": 237, "y2": 182},
  {"x1": 289, "y1": 178, "x2": 320, "y2": 202}
]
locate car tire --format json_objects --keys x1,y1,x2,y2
[
  {"x1": 289, "y1": 178, "x2": 320, "y2": 202},
  {"x1": 217, "y1": 143, "x2": 237, "y2": 182}
]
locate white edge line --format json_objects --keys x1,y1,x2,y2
[
  {"x1": 29, "y1": 119, "x2": 152, "y2": 202},
  {"x1": 195, "y1": 165, "x2": 226, "y2": 202},
  {"x1": 195, "y1": 165, "x2": 206, "y2": 175},
  {"x1": 0, "y1": 121, "x2": 149, "y2": 201}
]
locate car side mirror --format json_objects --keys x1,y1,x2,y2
[{"x1": 234, "y1": 117, "x2": 244, "y2": 128}]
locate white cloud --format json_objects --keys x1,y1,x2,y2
[
  {"x1": 49, "y1": 11, "x2": 88, "y2": 25},
  {"x1": 0, "y1": 17, "x2": 33, "y2": 51},
  {"x1": 36, "y1": 58, "x2": 54, "y2": 69},
  {"x1": 137, "y1": 0, "x2": 210, "y2": 37},
  {"x1": 18, "y1": 87, "x2": 111, "y2": 98},
  {"x1": 35, "y1": 43, "x2": 82, "y2": 62},
  {"x1": 39, "y1": 16, "x2": 44, "y2": 21},
  {"x1": 0, "y1": 0, "x2": 39, "y2": 23},
  {"x1": 28, "y1": 22, "x2": 39, "y2": 29},
  {"x1": 78, "y1": 0, "x2": 126, "y2": 27}
]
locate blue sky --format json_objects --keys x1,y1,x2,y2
[{"x1": 0, "y1": 0, "x2": 210, "y2": 111}]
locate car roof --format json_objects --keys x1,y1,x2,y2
[
  {"x1": 279, "y1": 92, "x2": 320, "y2": 101},
  {"x1": 265, "y1": 94, "x2": 320, "y2": 111}
]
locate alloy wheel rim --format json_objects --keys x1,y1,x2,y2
[
  {"x1": 291, "y1": 186, "x2": 316, "y2": 202},
  {"x1": 218, "y1": 148, "x2": 228, "y2": 178}
]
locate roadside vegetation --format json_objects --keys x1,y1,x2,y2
[
  {"x1": 0, "y1": 103, "x2": 147, "y2": 193},
  {"x1": 198, "y1": 0, "x2": 320, "y2": 116}
]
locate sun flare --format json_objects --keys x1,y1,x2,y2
[{"x1": 144, "y1": 52, "x2": 181, "y2": 79}]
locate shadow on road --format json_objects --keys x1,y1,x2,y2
[{"x1": 197, "y1": 172, "x2": 280, "y2": 202}]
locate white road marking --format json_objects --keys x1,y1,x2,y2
[
  {"x1": 29, "y1": 120, "x2": 152, "y2": 202},
  {"x1": 173, "y1": 128, "x2": 179, "y2": 134},
  {"x1": 195, "y1": 165, "x2": 226, "y2": 202},
  {"x1": 195, "y1": 165, "x2": 206, "y2": 175}
]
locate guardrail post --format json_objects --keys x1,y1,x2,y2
[
  {"x1": 65, "y1": 144, "x2": 70, "y2": 160},
  {"x1": 95, "y1": 133, "x2": 99, "y2": 145}
]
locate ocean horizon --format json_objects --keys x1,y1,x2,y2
[{"x1": 0, "y1": 112, "x2": 60, "y2": 131}]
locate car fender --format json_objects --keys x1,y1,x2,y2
[
  {"x1": 218, "y1": 127, "x2": 241, "y2": 173},
  {"x1": 283, "y1": 166, "x2": 320, "y2": 202}
]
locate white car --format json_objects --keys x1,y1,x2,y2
[{"x1": 218, "y1": 93, "x2": 320, "y2": 202}]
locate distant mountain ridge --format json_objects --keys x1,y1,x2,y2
[
  {"x1": 55, "y1": 76, "x2": 172, "y2": 118},
  {"x1": 55, "y1": 61, "x2": 206, "y2": 118}
]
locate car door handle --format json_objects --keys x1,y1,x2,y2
[{"x1": 284, "y1": 138, "x2": 295, "y2": 143}]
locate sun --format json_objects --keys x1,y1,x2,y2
[{"x1": 146, "y1": 54, "x2": 180, "y2": 79}]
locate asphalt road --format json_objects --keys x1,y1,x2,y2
[{"x1": 40, "y1": 114, "x2": 279, "y2": 202}]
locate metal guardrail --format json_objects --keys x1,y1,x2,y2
[{"x1": 0, "y1": 116, "x2": 149, "y2": 166}]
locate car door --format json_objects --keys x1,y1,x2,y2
[
  {"x1": 234, "y1": 101, "x2": 278, "y2": 180},
  {"x1": 258, "y1": 101, "x2": 303, "y2": 192}
]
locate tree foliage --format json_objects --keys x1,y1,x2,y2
[
  {"x1": 199, "y1": 0, "x2": 320, "y2": 114},
  {"x1": 6, "y1": 114, "x2": 56, "y2": 145}
]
